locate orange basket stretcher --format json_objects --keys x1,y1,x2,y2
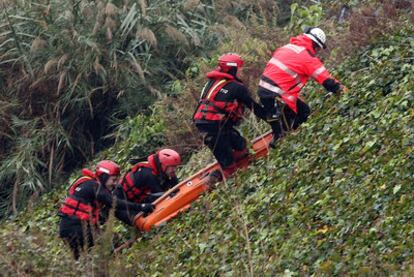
[{"x1": 134, "y1": 131, "x2": 273, "y2": 232}]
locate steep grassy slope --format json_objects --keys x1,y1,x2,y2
[
  {"x1": 0, "y1": 0, "x2": 285, "y2": 217},
  {"x1": 0, "y1": 5, "x2": 412, "y2": 277},
  {"x1": 117, "y1": 27, "x2": 413, "y2": 276}
]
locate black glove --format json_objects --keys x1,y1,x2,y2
[
  {"x1": 322, "y1": 78, "x2": 341, "y2": 95},
  {"x1": 138, "y1": 203, "x2": 155, "y2": 214}
]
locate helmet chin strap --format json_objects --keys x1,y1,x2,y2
[
  {"x1": 98, "y1": 173, "x2": 109, "y2": 188},
  {"x1": 312, "y1": 41, "x2": 321, "y2": 52},
  {"x1": 154, "y1": 152, "x2": 163, "y2": 174},
  {"x1": 228, "y1": 67, "x2": 238, "y2": 77},
  {"x1": 154, "y1": 152, "x2": 173, "y2": 183}
]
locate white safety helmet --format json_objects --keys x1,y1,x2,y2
[{"x1": 304, "y1": 27, "x2": 326, "y2": 49}]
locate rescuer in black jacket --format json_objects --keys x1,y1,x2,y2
[
  {"x1": 58, "y1": 160, "x2": 154, "y2": 259},
  {"x1": 193, "y1": 53, "x2": 266, "y2": 180},
  {"x1": 113, "y1": 149, "x2": 181, "y2": 225}
]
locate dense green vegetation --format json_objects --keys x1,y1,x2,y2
[
  {"x1": 128, "y1": 29, "x2": 413, "y2": 276},
  {"x1": 0, "y1": 0, "x2": 413, "y2": 275},
  {"x1": 0, "y1": 0, "x2": 285, "y2": 217}
]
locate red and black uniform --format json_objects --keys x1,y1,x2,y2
[
  {"x1": 258, "y1": 34, "x2": 342, "y2": 139},
  {"x1": 113, "y1": 156, "x2": 178, "y2": 225},
  {"x1": 193, "y1": 70, "x2": 266, "y2": 170},
  {"x1": 58, "y1": 170, "x2": 143, "y2": 259}
]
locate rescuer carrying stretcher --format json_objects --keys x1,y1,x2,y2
[
  {"x1": 193, "y1": 53, "x2": 267, "y2": 181},
  {"x1": 113, "y1": 149, "x2": 181, "y2": 225},
  {"x1": 58, "y1": 160, "x2": 154, "y2": 259},
  {"x1": 257, "y1": 27, "x2": 348, "y2": 147}
]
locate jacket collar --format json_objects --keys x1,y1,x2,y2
[
  {"x1": 206, "y1": 69, "x2": 235, "y2": 80},
  {"x1": 81, "y1": 168, "x2": 97, "y2": 179},
  {"x1": 147, "y1": 154, "x2": 160, "y2": 175},
  {"x1": 289, "y1": 34, "x2": 317, "y2": 55}
]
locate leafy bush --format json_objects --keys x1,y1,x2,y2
[
  {"x1": 0, "y1": 0, "x2": 291, "y2": 217},
  {"x1": 124, "y1": 23, "x2": 414, "y2": 276},
  {"x1": 0, "y1": 1, "x2": 413, "y2": 275}
]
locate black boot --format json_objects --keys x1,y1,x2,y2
[
  {"x1": 269, "y1": 136, "x2": 277, "y2": 148},
  {"x1": 269, "y1": 129, "x2": 283, "y2": 149},
  {"x1": 208, "y1": 169, "x2": 223, "y2": 185}
]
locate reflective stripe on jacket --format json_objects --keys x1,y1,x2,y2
[
  {"x1": 193, "y1": 70, "x2": 244, "y2": 123},
  {"x1": 260, "y1": 34, "x2": 337, "y2": 113}
]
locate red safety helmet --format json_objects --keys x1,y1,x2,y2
[
  {"x1": 157, "y1": 149, "x2": 181, "y2": 172},
  {"x1": 95, "y1": 160, "x2": 121, "y2": 177},
  {"x1": 218, "y1": 53, "x2": 244, "y2": 72}
]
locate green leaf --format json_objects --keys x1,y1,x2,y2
[{"x1": 393, "y1": 184, "x2": 402, "y2": 194}]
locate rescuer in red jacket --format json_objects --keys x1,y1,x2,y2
[
  {"x1": 113, "y1": 149, "x2": 181, "y2": 225},
  {"x1": 193, "y1": 53, "x2": 266, "y2": 181},
  {"x1": 58, "y1": 160, "x2": 154, "y2": 259},
  {"x1": 257, "y1": 27, "x2": 348, "y2": 147}
]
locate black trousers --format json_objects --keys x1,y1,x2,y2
[
  {"x1": 259, "y1": 94, "x2": 310, "y2": 139},
  {"x1": 196, "y1": 123, "x2": 246, "y2": 169},
  {"x1": 59, "y1": 216, "x2": 95, "y2": 260}
]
